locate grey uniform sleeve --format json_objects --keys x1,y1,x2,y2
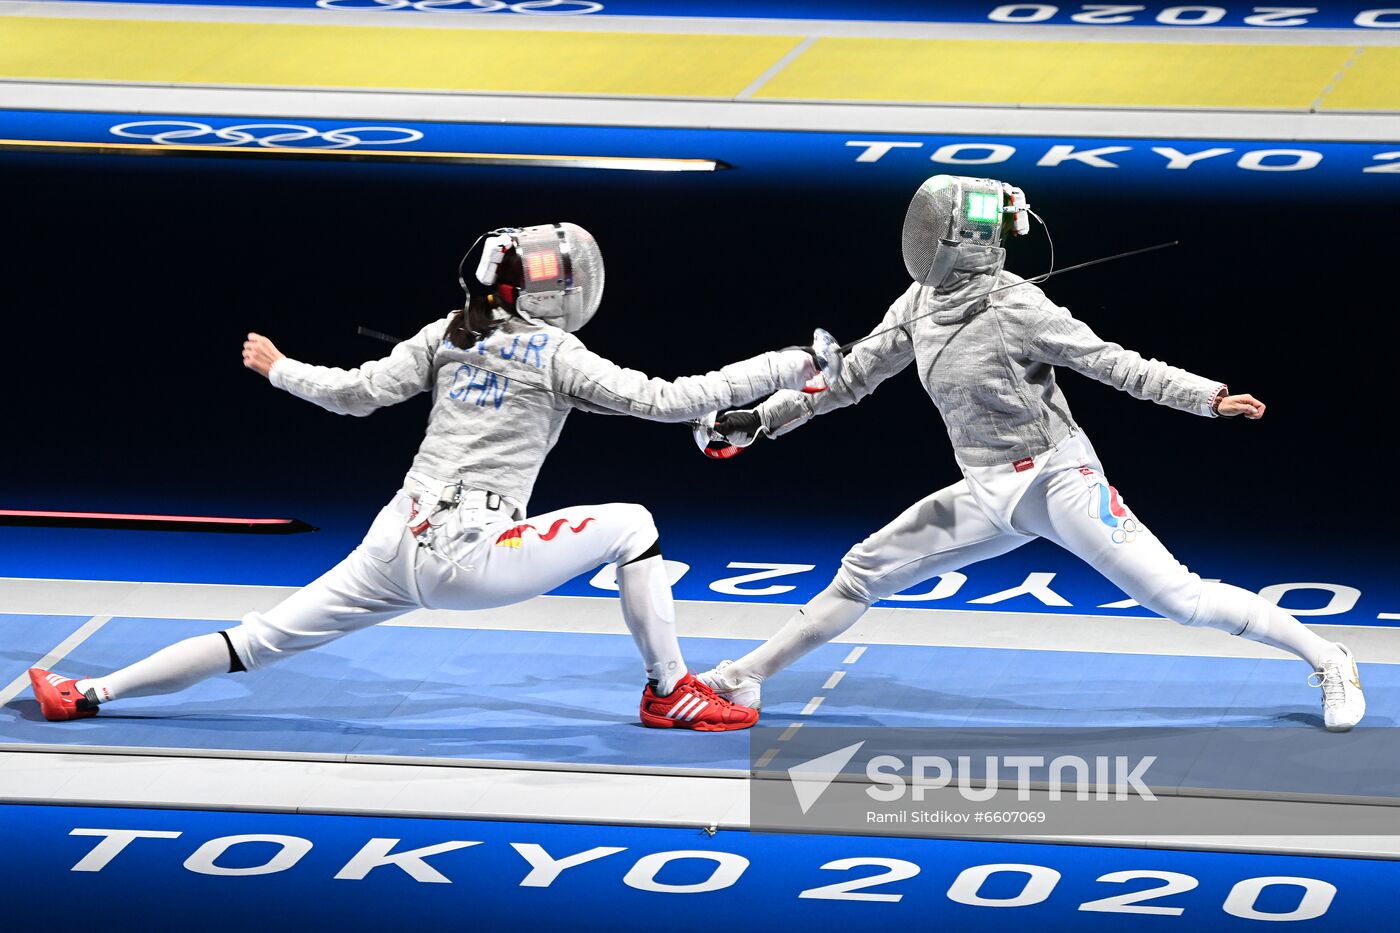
[
  {"x1": 759, "y1": 287, "x2": 918, "y2": 437},
  {"x1": 1026, "y1": 302, "x2": 1226, "y2": 418},
  {"x1": 268, "y1": 318, "x2": 446, "y2": 417},
  {"x1": 551, "y1": 336, "x2": 804, "y2": 423}
]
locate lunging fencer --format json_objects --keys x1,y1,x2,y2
[
  {"x1": 30, "y1": 222, "x2": 838, "y2": 732},
  {"x1": 697, "y1": 175, "x2": 1366, "y2": 732}
]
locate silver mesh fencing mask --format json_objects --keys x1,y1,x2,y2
[
  {"x1": 476, "y1": 223, "x2": 605, "y2": 333},
  {"x1": 901, "y1": 175, "x2": 1012, "y2": 287}
]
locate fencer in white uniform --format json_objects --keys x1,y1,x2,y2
[
  {"x1": 698, "y1": 176, "x2": 1366, "y2": 732},
  {"x1": 30, "y1": 223, "x2": 834, "y2": 732}
]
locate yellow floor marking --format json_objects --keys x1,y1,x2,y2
[
  {"x1": 1320, "y1": 47, "x2": 1400, "y2": 110},
  {"x1": 3, "y1": 16, "x2": 1392, "y2": 111},
  {"x1": 755, "y1": 38, "x2": 1357, "y2": 110},
  {"x1": 0, "y1": 18, "x2": 802, "y2": 98}
]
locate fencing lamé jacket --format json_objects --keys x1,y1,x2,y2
[
  {"x1": 270, "y1": 314, "x2": 803, "y2": 510},
  {"x1": 761, "y1": 263, "x2": 1227, "y2": 468}
]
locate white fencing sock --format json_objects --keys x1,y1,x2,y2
[
  {"x1": 77, "y1": 632, "x2": 237, "y2": 704},
  {"x1": 617, "y1": 552, "x2": 686, "y2": 695},
  {"x1": 729, "y1": 584, "x2": 870, "y2": 683},
  {"x1": 1192, "y1": 581, "x2": 1337, "y2": 669}
]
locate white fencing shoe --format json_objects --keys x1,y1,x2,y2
[
  {"x1": 1310, "y1": 644, "x2": 1365, "y2": 733},
  {"x1": 698, "y1": 660, "x2": 763, "y2": 711}
]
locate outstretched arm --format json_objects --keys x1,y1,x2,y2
[
  {"x1": 1026, "y1": 303, "x2": 1234, "y2": 418},
  {"x1": 551, "y1": 337, "x2": 819, "y2": 423},
  {"x1": 757, "y1": 286, "x2": 918, "y2": 438},
  {"x1": 248, "y1": 319, "x2": 444, "y2": 417}
]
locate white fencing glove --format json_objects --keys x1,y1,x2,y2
[
  {"x1": 693, "y1": 409, "x2": 764, "y2": 460},
  {"x1": 775, "y1": 328, "x2": 843, "y2": 394}
]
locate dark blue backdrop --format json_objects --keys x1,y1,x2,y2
[{"x1": 3, "y1": 114, "x2": 1397, "y2": 604}]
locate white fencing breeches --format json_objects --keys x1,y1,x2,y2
[
  {"x1": 836, "y1": 436, "x2": 1205, "y2": 625},
  {"x1": 732, "y1": 432, "x2": 1334, "y2": 683},
  {"x1": 226, "y1": 493, "x2": 664, "y2": 671}
]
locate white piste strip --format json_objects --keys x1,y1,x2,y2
[
  {"x1": 0, "y1": 615, "x2": 113, "y2": 706},
  {"x1": 4, "y1": 577, "x2": 1399, "y2": 663},
  {"x1": 3, "y1": 2, "x2": 1396, "y2": 44},
  {"x1": 3, "y1": 750, "x2": 1398, "y2": 860},
  {"x1": 4, "y1": 81, "x2": 1397, "y2": 141}
]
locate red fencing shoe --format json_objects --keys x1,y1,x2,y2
[
  {"x1": 640, "y1": 673, "x2": 758, "y2": 732},
  {"x1": 28, "y1": 669, "x2": 98, "y2": 721}
]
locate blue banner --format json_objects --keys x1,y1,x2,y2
[
  {"x1": 5, "y1": 110, "x2": 1399, "y2": 198},
  {"x1": 4, "y1": 804, "x2": 1396, "y2": 930},
  {"x1": 41, "y1": 0, "x2": 1400, "y2": 29}
]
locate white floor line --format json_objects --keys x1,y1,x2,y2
[
  {"x1": 2, "y1": 750, "x2": 1395, "y2": 858},
  {"x1": 778, "y1": 724, "x2": 803, "y2": 742},
  {"x1": 0, "y1": 615, "x2": 113, "y2": 706},
  {"x1": 754, "y1": 748, "x2": 779, "y2": 768},
  {"x1": 6, "y1": 82, "x2": 1396, "y2": 141},
  {"x1": 794, "y1": 643, "x2": 862, "y2": 719},
  {"x1": 735, "y1": 34, "x2": 815, "y2": 99}
]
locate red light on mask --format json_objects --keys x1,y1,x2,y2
[{"x1": 525, "y1": 251, "x2": 560, "y2": 282}]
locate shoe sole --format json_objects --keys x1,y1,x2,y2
[
  {"x1": 639, "y1": 712, "x2": 758, "y2": 732},
  {"x1": 1325, "y1": 704, "x2": 1365, "y2": 732}
]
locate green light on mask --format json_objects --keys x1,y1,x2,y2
[{"x1": 966, "y1": 192, "x2": 1001, "y2": 223}]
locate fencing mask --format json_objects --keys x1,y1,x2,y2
[
  {"x1": 901, "y1": 175, "x2": 1029, "y2": 288},
  {"x1": 471, "y1": 222, "x2": 605, "y2": 333}
]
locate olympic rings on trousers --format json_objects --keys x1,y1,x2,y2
[
  {"x1": 1111, "y1": 518, "x2": 1141, "y2": 545},
  {"x1": 314, "y1": 0, "x2": 603, "y2": 14},
  {"x1": 109, "y1": 121, "x2": 425, "y2": 150}
]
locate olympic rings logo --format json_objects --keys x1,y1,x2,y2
[
  {"x1": 314, "y1": 0, "x2": 603, "y2": 13},
  {"x1": 109, "y1": 121, "x2": 425, "y2": 150},
  {"x1": 1111, "y1": 518, "x2": 1141, "y2": 546}
]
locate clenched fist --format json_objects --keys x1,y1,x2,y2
[
  {"x1": 1217, "y1": 393, "x2": 1266, "y2": 420},
  {"x1": 242, "y1": 332, "x2": 285, "y2": 378}
]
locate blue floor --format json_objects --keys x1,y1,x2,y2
[
  {"x1": 5, "y1": 613, "x2": 1398, "y2": 784},
  {"x1": 0, "y1": 613, "x2": 97, "y2": 689}
]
